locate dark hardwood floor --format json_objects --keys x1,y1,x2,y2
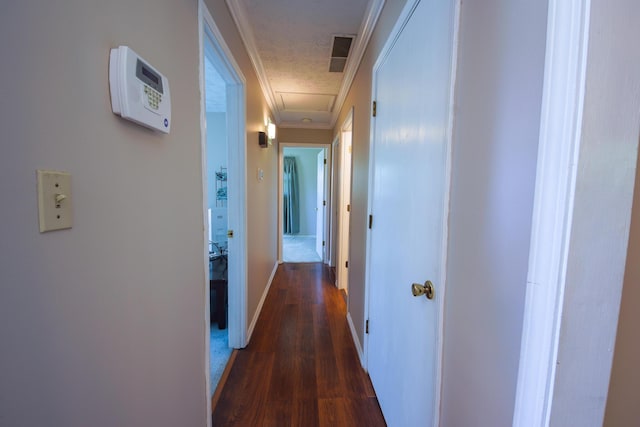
[{"x1": 212, "y1": 263, "x2": 386, "y2": 426}]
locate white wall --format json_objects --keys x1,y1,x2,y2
[
  {"x1": 206, "y1": 112, "x2": 228, "y2": 251},
  {"x1": 278, "y1": 128, "x2": 333, "y2": 145},
  {"x1": 206, "y1": 112, "x2": 228, "y2": 212},
  {"x1": 0, "y1": 1, "x2": 206, "y2": 426},
  {"x1": 0, "y1": 0, "x2": 279, "y2": 425},
  {"x1": 283, "y1": 147, "x2": 322, "y2": 235},
  {"x1": 441, "y1": 1, "x2": 548, "y2": 425}
]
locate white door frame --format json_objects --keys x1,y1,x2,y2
[
  {"x1": 199, "y1": 0, "x2": 248, "y2": 417},
  {"x1": 362, "y1": 1, "x2": 460, "y2": 425},
  {"x1": 315, "y1": 150, "x2": 326, "y2": 259},
  {"x1": 277, "y1": 142, "x2": 331, "y2": 263},
  {"x1": 512, "y1": 1, "x2": 591, "y2": 423}
]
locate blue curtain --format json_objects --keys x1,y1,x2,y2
[{"x1": 283, "y1": 156, "x2": 300, "y2": 234}]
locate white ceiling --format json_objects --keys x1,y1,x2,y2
[{"x1": 226, "y1": 0, "x2": 385, "y2": 129}]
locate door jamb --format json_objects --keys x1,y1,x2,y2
[{"x1": 512, "y1": 0, "x2": 591, "y2": 424}]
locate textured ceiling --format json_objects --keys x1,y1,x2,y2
[
  {"x1": 228, "y1": 0, "x2": 383, "y2": 129},
  {"x1": 245, "y1": 0, "x2": 366, "y2": 95}
]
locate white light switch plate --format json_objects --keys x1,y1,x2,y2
[{"x1": 37, "y1": 170, "x2": 73, "y2": 232}]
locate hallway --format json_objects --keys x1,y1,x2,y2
[{"x1": 212, "y1": 263, "x2": 385, "y2": 426}]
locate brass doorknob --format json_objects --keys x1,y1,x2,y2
[{"x1": 411, "y1": 281, "x2": 435, "y2": 300}]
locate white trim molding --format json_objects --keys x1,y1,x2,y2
[
  {"x1": 224, "y1": 0, "x2": 280, "y2": 124},
  {"x1": 197, "y1": 6, "x2": 211, "y2": 425},
  {"x1": 347, "y1": 312, "x2": 365, "y2": 367},
  {"x1": 512, "y1": 0, "x2": 591, "y2": 425},
  {"x1": 434, "y1": 2, "x2": 461, "y2": 425}
]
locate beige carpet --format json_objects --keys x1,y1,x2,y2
[
  {"x1": 283, "y1": 234, "x2": 321, "y2": 262},
  {"x1": 210, "y1": 326, "x2": 231, "y2": 396}
]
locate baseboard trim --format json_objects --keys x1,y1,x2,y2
[
  {"x1": 347, "y1": 311, "x2": 365, "y2": 368},
  {"x1": 246, "y1": 261, "x2": 278, "y2": 342},
  {"x1": 211, "y1": 349, "x2": 238, "y2": 413}
]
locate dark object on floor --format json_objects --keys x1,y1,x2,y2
[{"x1": 210, "y1": 279, "x2": 228, "y2": 329}]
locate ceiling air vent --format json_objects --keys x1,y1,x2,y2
[{"x1": 329, "y1": 35, "x2": 355, "y2": 73}]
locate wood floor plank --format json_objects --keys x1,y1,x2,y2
[
  {"x1": 297, "y1": 355, "x2": 318, "y2": 400},
  {"x1": 212, "y1": 351, "x2": 275, "y2": 426},
  {"x1": 292, "y1": 399, "x2": 320, "y2": 427},
  {"x1": 318, "y1": 397, "x2": 346, "y2": 427},
  {"x1": 212, "y1": 263, "x2": 386, "y2": 426},
  {"x1": 296, "y1": 303, "x2": 315, "y2": 356}
]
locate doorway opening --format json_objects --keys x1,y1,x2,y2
[
  {"x1": 200, "y1": 1, "x2": 248, "y2": 406},
  {"x1": 279, "y1": 144, "x2": 330, "y2": 263},
  {"x1": 203, "y1": 38, "x2": 231, "y2": 396}
]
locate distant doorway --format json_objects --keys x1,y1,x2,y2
[{"x1": 279, "y1": 144, "x2": 330, "y2": 263}]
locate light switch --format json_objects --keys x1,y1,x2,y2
[
  {"x1": 37, "y1": 170, "x2": 73, "y2": 232},
  {"x1": 257, "y1": 168, "x2": 264, "y2": 182}
]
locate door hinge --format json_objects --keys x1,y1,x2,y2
[
  {"x1": 324, "y1": 158, "x2": 327, "y2": 165},
  {"x1": 345, "y1": 260, "x2": 349, "y2": 268},
  {"x1": 347, "y1": 204, "x2": 351, "y2": 212},
  {"x1": 372, "y1": 101, "x2": 377, "y2": 117},
  {"x1": 227, "y1": 230, "x2": 234, "y2": 238},
  {"x1": 366, "y1": 319, "x2": 369, "y2": 334},
  {"x1": 323, "y1": 200, "x2": 326, "y2": 206},
  {"x1": 322, "y1": 240, "x2": 325, "y2": 246},
  {"x1": 368, "y1": 214, "x2": 373, "y2": 229}
]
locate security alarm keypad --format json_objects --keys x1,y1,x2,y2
[{"x1": 109, "y1": 46, "x2": 171, "y2": 133}]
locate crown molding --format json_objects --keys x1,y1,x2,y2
[{"x1": 225, "y1": 0, "x2": 281, "y2": 123}]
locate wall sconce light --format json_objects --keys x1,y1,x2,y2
[
  {"x1": 259, "y1": 118, "x2": 276, "y2": 148},
  {"x1": 258, "y1": 131, "x2": 268, "y2": 148},
  {"x1": 267, "y1": 120, "x2": 276, "y2": 141}
]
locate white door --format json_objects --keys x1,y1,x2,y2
[
  {"x1": 330, "y1": 138, "x2": 340, "y2": 268},
  {"x1": 315, "y1": 150, "x2": 325, "y2": 259},
  {"x1": 338, "y1": 127, "x2": 352, "y2": 292},
  {"x1": 366, "y1": 0, "x2": 456, "y2": 425}
]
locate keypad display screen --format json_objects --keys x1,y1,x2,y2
[{"x1": 136, "y1": 59, "x2": 163, "y2": 93}]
